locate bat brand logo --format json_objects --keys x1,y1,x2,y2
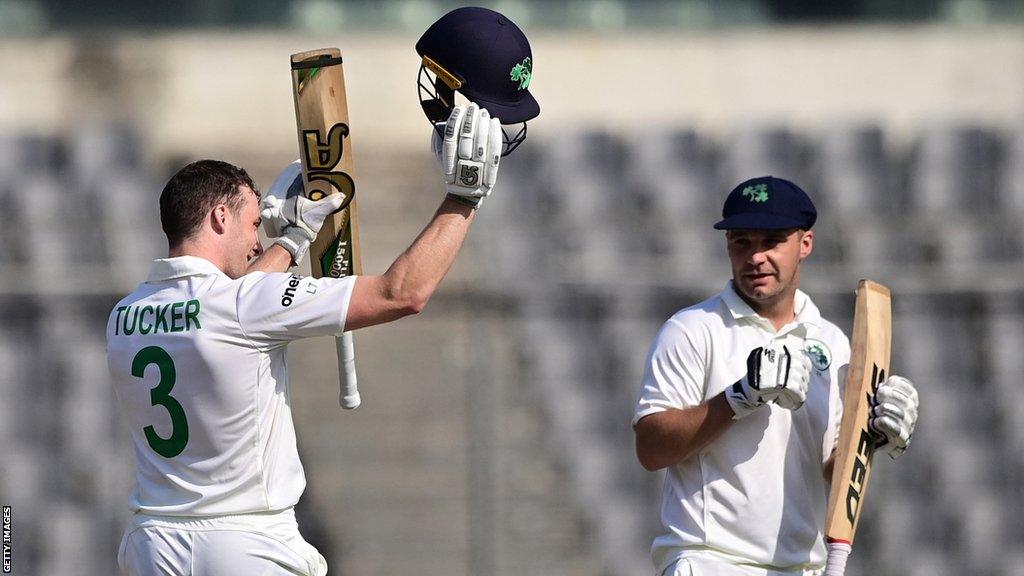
[
  {"x1": 301, "y1": 123, "x2": 357, "y2": 279},
  {"x1": 845, "y1": 362, "x2": 885, "y2": 525},
  {"x1": 319, "y1": 237, "x2": 351, "y2": 279},
  {"x1": 458, "y1": 164, "x2": 480, "y2": 187},
  {"x1": 301, "y1": 123, "x2": 356, "y2": 206}
]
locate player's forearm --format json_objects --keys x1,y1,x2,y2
[
  {"x1": 383, "y1": 197, "x2": 475, "y2": 306},
  {"x1": 345, "y1": 198, "x2": 475, "y2": 330},
  {"x1": 244, "y1": 244, "x2": 294, "y2": 275},
  {"x1": 634, "y1": 393, "x2": 735, "y2": 471}
]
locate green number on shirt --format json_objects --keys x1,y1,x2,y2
[{"x1": 132, "y1": 346, "x2": 189, "y2": 458}]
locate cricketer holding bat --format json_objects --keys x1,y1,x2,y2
[
  {"x1": 106, "y1": 102, "x2": 505, "y2": 575},
  {"x1": 106, "y1": 8, "x2": 539, "y2": 575},
  {"x1": 632, "y1": 177, "x2": 920, "y2": 576}
]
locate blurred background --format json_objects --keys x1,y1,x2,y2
[{"x1": 2, "y1": 0, "x2": 1024, "y2": 575}]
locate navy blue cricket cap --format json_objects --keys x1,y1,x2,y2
[
  {"x1": 713, "y1": 176, "x2": 817, "y2": 231},
  {"x1": 416, "y1": 7, "x2": 539, "y2": 124}
]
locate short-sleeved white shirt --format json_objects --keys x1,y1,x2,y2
[
  {"x1": 633, "y1": 281, "x2": 850, "y2": 574},
  {"x1": 107, "y1": 256, "x2": 356, "y2": 516}
]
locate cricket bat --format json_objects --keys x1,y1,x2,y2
[
  {"x1": 823, "y1": 280, "x2": 892, "y2": 575},
  {"x1": 290, "y1": 48, "x2": 362, "y2": 409}
]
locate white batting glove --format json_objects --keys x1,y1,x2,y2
[
  {"x1": 260, "y1": 160, "x2": 345, "y2": 265},
  {"x1": 774, "y1": 349, "x2": 811, "y2": 410},
  {"x1": 869, "y1": 375, "x2": 919, "y2": 459},
  {"x1": 431, "y1": 103, "x2": 501, "y2": 208},
  {"x1": 726, "y1": 343, "x2": 811, "y2": 419}
]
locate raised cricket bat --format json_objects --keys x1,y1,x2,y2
[
  {"x1": 823, "y1": 280, "x2": 892, "y2": 575},
  {"x1": 290, "y1": 48, "x2": 362, "y2": 409}
]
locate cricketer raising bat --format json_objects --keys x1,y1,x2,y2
[
  {"x1": 823, "y1": 280, "x2": 892, "y2": 575},
  {"x1": 290, "y1": 48, "x2": 362, "y2": 409}
]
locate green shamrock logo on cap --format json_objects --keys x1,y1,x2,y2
[
  {"x1": 510, "y1": 57, "x2": 532, "y2": 90},
  {"x1": 742, "y1": 183, "x2": 769, "y2": 203}
]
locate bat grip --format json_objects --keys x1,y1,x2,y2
[
  {"x1": 823, "y1": 540, "x2": 852, "y2": 576},
  {"x1": 336, "y1": 332, "x2": 360, "y2": 409}
]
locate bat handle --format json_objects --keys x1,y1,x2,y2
[
  {"x1": 336, "y1": 332, "x2": 360, "y2": 409},
  {"x1": 823, "y1": 540, "x2": 852, "y2": 576}
]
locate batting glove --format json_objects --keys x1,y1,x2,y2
[
  {"x1": 431, "y1": 103, "x2": 501, "y2": 208},
  {"x1": 869, "y1": 375, "x2": 919, "y2": 460},
  {"x1": 726, "y1": 343, "x2": 811, "y2": 419},
  {"x1": 260, "y1": 160, "x2": 346, "y2": 265}
]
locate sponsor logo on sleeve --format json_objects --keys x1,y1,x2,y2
[{"x1": 281, "y1": 274, "x2": 304, "y2": 307}]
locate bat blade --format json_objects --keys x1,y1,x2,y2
[
  {"x1": 290, "y1": 48, "x2": 362, "y2": 410},
  {"x1": 823, "y1": 280, "x2": 892, "y2": 574}
]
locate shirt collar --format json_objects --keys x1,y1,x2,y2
[
  {"x1": 721, "y1": 280, "x2": 821, "y2": 332},
  {"x1": 146, "y1": 256, "x2": 228, "y2": 283}
]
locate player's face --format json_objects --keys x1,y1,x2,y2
[
  {"x1": 223, "y1": 187, "x2": 263, "y2": 279},
  {"x1": 726, "y1": 228, "x2": 813, "y2": 305}
]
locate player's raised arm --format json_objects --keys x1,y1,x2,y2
[
  {"x1": 255, "y1": 105, "x2": 502, "y2": 331},
  {"x1": 346, "y1": 104, "x2": 500, "y2": 330}
]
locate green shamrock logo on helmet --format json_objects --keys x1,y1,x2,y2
[{"x1": 510, "y1": 57, "x2": 532, "y2": 91}]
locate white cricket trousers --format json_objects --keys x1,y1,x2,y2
[
  {"x1": 117, "y1": 508, "x2": 327, "y2": 576},
  {"x1": 665, "y1": 552, "x2": 823, "y2": 576}
]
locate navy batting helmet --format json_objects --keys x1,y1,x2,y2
[{"x1": 416, "y1": 6, "x2": 539, "y2": 156}]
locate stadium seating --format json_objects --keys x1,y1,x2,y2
[{"x1": 5, "y1": 122, "x2": 1024, "y2": 575}]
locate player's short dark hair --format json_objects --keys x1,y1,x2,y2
[{"x1": 159, "y1": 159, "x2": 259, "y2": 248}]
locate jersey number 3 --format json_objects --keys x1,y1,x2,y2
[{"x1": 132, "y1": 346, "x2": 189, "y2": 458}]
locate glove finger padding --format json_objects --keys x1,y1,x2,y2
[
  {"x1": 261, "y1": 160, "x2": 304, "y2": 239},
  {"x1": 774, "y1": 350, "x2": 811, "y2": 410},
  {"x1": 436, "y1": 105, "x2": 502, "y2": 208},
  {"x1": 299, "y1": 193, "x2": 346, "y2": 232},
  {"x1": 726, "y1": 343, "x2": 797, "y2": 419},
  {"x1": 260, "y1": 195, "x2": 286, "y2": 238},
  {"x1": 484, "y1": 117, "x2": 501, "y2": 190},
  {"x1": 473, "y1": 109, "x2": 490, "y2": 162},
  {"x1": 458, "y1": 103, "x2": 479, "y2": 161},
  {"x1": 870, "y1": 375, "x2": 919, "y2": 459},
  {"x1": 442, "y1": 105, "x2": 466, "y2": 181},
  {"x1": 757, "y1": 344, "x2": 792, "y2": 396}
]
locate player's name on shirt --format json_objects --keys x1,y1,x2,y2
[{"x1": 113, "y1": 299, "x2": 202, "y2": 336}]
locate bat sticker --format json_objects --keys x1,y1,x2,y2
[{"x1": 301, "y1": 123, "x2": 356, "y2": 204}]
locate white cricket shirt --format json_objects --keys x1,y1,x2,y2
[
  {"x1": 634, "y1": 281, "x2": 850, "y2": 574},
  {"x1": 107, "y1": 256, "x2": 355, "y2": 516}
]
